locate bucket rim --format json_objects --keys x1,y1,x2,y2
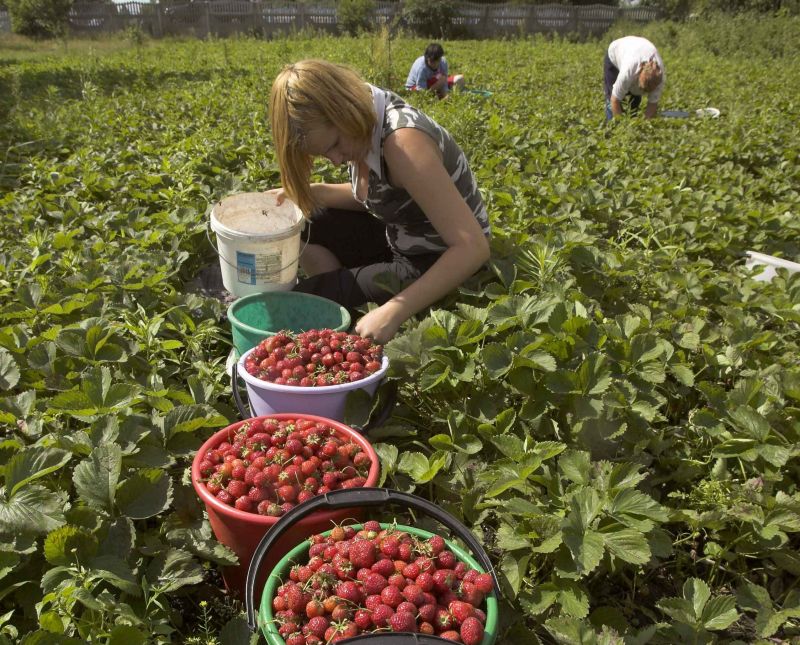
[
  {"x1": 238, "y1": 351, "x2": 389, "y2": 395},
  {"x1": 191, "y1": 413, "x2": 381, "y2": 525},
  {"x1": 209, "y1": 193, "x2": 305, "y2": 241},
  {"x1": 258, "y1": 521, "x2": 500, "y2": 645},
  {"x1": 227, "y1": 292, "x2": 352, "y2": 339}
]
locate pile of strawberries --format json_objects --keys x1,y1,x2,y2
[
  {"x1": 197, "y1": 417, "x2": 372, "y2": 516},
  {"x1": 242, "y1": 329, "x2": 384, "y2": 387},
  {"x1": 271, "y1": 521, "x2": 493, "y2": 644}
]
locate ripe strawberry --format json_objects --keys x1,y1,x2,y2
[
  {"x1": 247, "y1": 486, "x2": 267, "y2": 503},
  {"x1": 234, "y1": 496, "x2": 253, "y2": 512},
  {"x1": 305, "y1": 615, "x2": 329, "y2": 638},
  {"x1": 335, "y1": 581, "x2": 363, "y2": 605},
  {"x1": 226, "y1": 479, "x2": 247, "y2": 498},
  {"x1": 364, "y1": 594, "x2": 383, "y2": 611},
  {"x1": 398, "y1": 542, "x2": 413, "y2": 561},
  {"x1": 475, "y1": 573, "x2": 495, "y2": 592},
  {"x1": 439, "y1": 630, "x2": 462, "y2": 642},
  {"x1": 371, "y1": 558, "x2": 395, "y2": 578},
  {"x1": 402, "y1": 563, "x2": 420, "y2": 579},
  {"x1": 387, "y1": 573, "x2": 406, "y2": 590},
  {"x1": 460, "y1": 616, "x2": 485, "y2": 645},
  {"x1": 427, "y1": 534, "x2": 446, "y2": 555},
  {"x1": 285, "y1": 633, "x2": 304, "y2": 645},
  {"x1": 459, "y1": 581, "x2": 484, "y2": 607},
  {"x1": 371, "y1": 603, "x2": 394, "y2": 628},
  {"x1": 349, "y1": 539, "x2": 376, "y2": 569},
  {"x1": 436, "y1": 550, "x2": 457, "y2": 569},
  {"x1": 433, "y1": 569, "x2": 456, "y2": 593},
  {"x1": 416, "y1": 571, "x2": 434, "y2": 592},
  {"x1": 363, "y1": 572, "x2": 388, "y2": 595},
  {"x1": 354, "y1": 608, "x2": 372, "y2": 630},
  {"x1": 419, "y1": 621, "x2": 435, "y2": 635},
  {"x1": 389, "y1": 611, "x2": 418, "y2": 633},
  {"x1": 380, "y1": 585, "x2": 403, "y2": 608},
  {"x1": 462, "y1": 569, "x2": 479, "y2": 584},
  {"x1": 449, "y1": 600, "x2": 474, "y2": 625},
  {"x1": 285, "y1": 584, "x2": 307, "y2": 614},
  {"x1": 402, "y1": 583, "x2": 425, "y2": 606},
  {"x1": 418, "y1": 603, "x2": 437, "y2": 624},
  {"x1": 297, "y1": 490, "x2": 315, "y2": 504}
]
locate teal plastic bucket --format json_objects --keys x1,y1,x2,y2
[
  {"x1": 227, "y1": 291, "x2": 351, "y2": 356},
  {"x1": 245, "y1": 489, "x2": 500, "y2": 645}
]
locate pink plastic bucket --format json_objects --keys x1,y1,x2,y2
[{"x1": 236, "y1": 350, "x2": 389, "y2": 422}]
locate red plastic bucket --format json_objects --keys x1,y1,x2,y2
[{"x1": 191, "y1": 414, "x2": 381, "y2": 596}]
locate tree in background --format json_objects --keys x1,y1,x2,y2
[
  {"x1": 338, "y1": 0, "x2": 376, "y2": 35},
  {"x1": 641, "y1": 0, "x2": 798, "y2": 18},
  {"x1": 7, "y1": 0, "x2": 73, "y2": 37},
  {"x1": 402, "y1": 0, "x2": 458, "y2": 38}
]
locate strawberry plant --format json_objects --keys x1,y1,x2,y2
[{"x1": 1, "y1": 16, "x2": 799, "y2": 643}]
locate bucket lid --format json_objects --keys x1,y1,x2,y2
[{"x1": 210, "y1": 192, "x2": 303, "y2": 239}]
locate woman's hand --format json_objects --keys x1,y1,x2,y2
[
  {"x1": 264, "y1": 187, "x2": 287, "y2": 205},
  {"x1": 354, "y1": 301, "x2": 409, "y2": 345}
]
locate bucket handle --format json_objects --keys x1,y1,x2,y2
[
  {"x1": 205, "y1": 219, "x2": 311, "y2": 279},
  {"x1": 231, "y1": 362, "x2": 398, "y2": 433},
  {"x1": 244, "y1": 487, "x2": 500, "y2": 632}
]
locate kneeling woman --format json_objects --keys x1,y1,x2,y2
[{"x1": 268, "y1": 59, "x2": 490, "y2": 344}]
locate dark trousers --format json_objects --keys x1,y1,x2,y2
[{"x1": 294, "y1": 208, "x2": 439, "y2": 311}]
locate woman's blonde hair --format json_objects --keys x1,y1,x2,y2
[
  {"x1": 269, "y1": 60, "x2": 376, "y2": 216},
  {"x1": 639, "y1": 60, "x2": 662, "y2": 93}
]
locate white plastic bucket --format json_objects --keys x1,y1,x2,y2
[
  {"x1": 209, "y1": 192, "x2": 304, "y2": 297},
  {"x1": 745, "y1": 251, "x2": 800, "y2": 283}
]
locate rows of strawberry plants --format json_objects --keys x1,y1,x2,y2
[{"x1": 1, "y1": 16, "x2": 799, "y2": 644}]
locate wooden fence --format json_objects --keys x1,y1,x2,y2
[{"x1": 0, "y1": 2, "x2": 660, "y2": 39}]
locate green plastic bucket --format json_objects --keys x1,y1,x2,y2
[
  {"x1": 245, "y1": 489, "x2": 500, "y2": 645},
  {"x1": 227, "y1": 291, "x2": 350, "y2": 356}
]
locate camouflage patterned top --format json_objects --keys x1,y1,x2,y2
[{"x1": 348, "y1": 86, "x2": 490, "y2": 257}]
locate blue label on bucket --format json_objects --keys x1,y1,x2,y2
[{"x1": 236, "y1": 251, "x2": 257, "y2": 285}]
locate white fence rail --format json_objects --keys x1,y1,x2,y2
[{"x1": 0, "y1": 2, "x2": 660, "y2": 38}]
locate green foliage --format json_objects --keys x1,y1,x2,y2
[
  {"x1": 615, "y1": 12, "x2": 800, "y2": 58},
  {"x1": 1, "y1": 19, "x2": 800, "y2": 642},
  {"x1": 337, "y1": 0, "x2": 376, "y2": 36},
  {"x1": 6, "y1": 0, "x2": 72, "y2": 38},
  {"x1": 401, "y1": 0, "x2": 457, "y2": 39}
]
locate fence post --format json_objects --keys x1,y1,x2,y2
[
  {"x1": 155, "y1": 2, "x2": 163, "y2": 37},
  {"x1": 481, "y1": 3, "x2": 489, "y2": 38},
  {"x1": 525, "y1": 4, "x2": 537, "y2": 36},
  {"x1": 204, "y1": 0, "x2": 211, "y2": 38},
  {"x1": 297, "y1": 2, "x2": 305, "y2": 31}
]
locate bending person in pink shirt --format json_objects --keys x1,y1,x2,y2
[{"x1": 604, "y1": 36, "x2": 665, "y2": 120}]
